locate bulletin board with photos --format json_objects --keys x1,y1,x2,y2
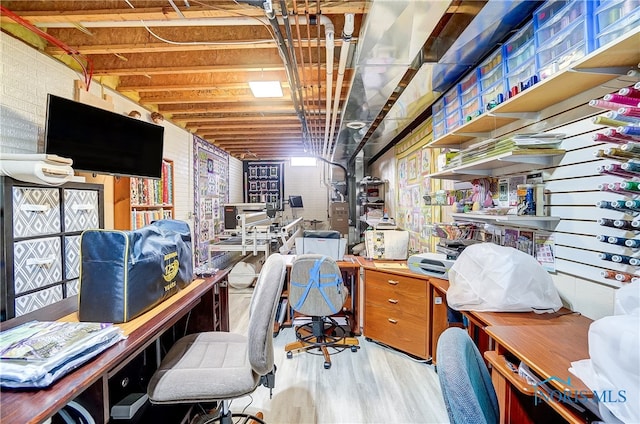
[
  {"x1": 243, "y1": 161, "x2": 285, "y2": 208},
  {"x1": 193, "y1": 135, "x2": 229, "y2": 266}
]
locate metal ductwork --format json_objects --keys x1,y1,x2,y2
[{"x1": 332, "y1": 0, "x2": 544, "y2": 168}]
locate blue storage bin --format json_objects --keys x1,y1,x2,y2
[
  {"x1": 482, "y1": 79, "x2": 507, "y2": 111},
  {"x1": 444, "y1": 86, "x2": 461, "y2": 116},
  {"x1": 534, "y1": 0, "x2": 572, "y2": 30},
  {"x1": 458, "y1": 69, "x2": 480, "y2": 105},
  {"x1": 594, "y1": 0, "x2": 640, "y2": 48},
  {"x1": 504, "y1": 22, "x2": 535, "y2": 72},
  {"x1": 461, "y1": 97, "x2": 483, "y2": 122},
  {"x1": 478, "y1": 48, "x2": 505, "y2": 90},
  {"x1": 534, "y1": 0, "x2": 595, "y2": 80},
  {"x1": 537, "y1": 16, "x2": 594, "y2": 79},
  {"x1": 433, "y1": 115, "x2": 446, "y2": 140},
  {"x1": 506, "y1": 57, "x2": 539, "y2": 98},
  {"x1": 535, "y1": 0, "x2": 591, "y2": 45},
  {"x1": 446, "y1": 109, "x2": 462, "y2": 132}
]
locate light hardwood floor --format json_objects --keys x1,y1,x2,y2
[{"x1": 227, "y1": 287, "x2": 450, "y2": 424}]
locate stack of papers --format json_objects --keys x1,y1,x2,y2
[
  {"x1": 0, "y1": 321, "x2": 125, "y2": 388},
  {"x1": 513, "y1": 133, "x2": 565, "y2": 148}
]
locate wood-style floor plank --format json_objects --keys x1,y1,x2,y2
[{"x1": 228, "y1": 288, "x2": 450, "y2": 424}]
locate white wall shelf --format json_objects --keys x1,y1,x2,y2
[
  {"x1": 450, "y1": 213, "x2": 560, "y2": 230},
  {"x1": 429, "y1": 148, "x2": 565, "y2": 181}
]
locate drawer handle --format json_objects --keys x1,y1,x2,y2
[
  {"x1": 387, "y1": 298, "x2": 398, "y2": 304},
  {"x1": 387, "y1": 318, "x2": 398, "y2": 324},
  {"x1": 27, "y1": 257, "x2": 55, "y2": 267},
  {"x1": 20, "y1": 204, "x2": 51, "y2": 213},
  {"x1": 72, "y1": 204, "x2": 95, "y2": 212},
  {"x1": 387, "y1": 279, "x2": 399, "y2": 285}
]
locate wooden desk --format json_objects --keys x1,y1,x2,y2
[
  {"x1": 356, "y1": 258, "x2": 450, "y2": 362},
  {"x1": 484, "y1": 321, "x2": 593, "y2": 424},
  {"x1": 0, "y1": 272, "x2": 229, "y2": 424}
]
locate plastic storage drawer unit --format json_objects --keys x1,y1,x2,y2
[
  {"x1": 459, "y1": 69, "x2": 480, "y2": 105},
  {"x1": 506, "y1": 57, "x2": 538, "y2": 98},
  {"x1": 444, "y1": 85, "x2": 461, "y2": 116},
  {"x1": 479, "y1": 48, "x2": 505, "y2": 91},
  {"x1": 535, "y1": 0, "x2": 595, "y2": 80},
  {"x1": 479, "y1": 48, "x2": 506, "y2": 110},
  {"x1": 482, "y1": 80, "x2": 507, "y2": 112},
  {"x1": 446, "y1": 109, "x2": 462, "y2": 132},
  {"x1": 504, "y1": 22, "x2": 535, "y2": 73},
  {"x1": 433, "y1": 114, "x2": 446, "y2": 140},
  {"x1": 594, "y1": 0, "x2": 640, "y2": 48},
  {"x1": 462, "y1": 97, "x2": 483, "y2": 122}
]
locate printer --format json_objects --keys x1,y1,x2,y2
[{"x1": 407, "y1": 253, "x2": 456, "y2": 280}]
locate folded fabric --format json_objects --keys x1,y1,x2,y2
[{"x1": 0, "y1": 321, "x2": 125, "y2": 388}]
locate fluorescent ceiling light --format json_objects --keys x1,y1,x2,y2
[{"x1": 249, "y1": 81, "x2": 283, "y2": 98}]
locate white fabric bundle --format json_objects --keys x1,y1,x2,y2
[{"x1": 447, "y1": 243, "x2": 562, "y2": 313}]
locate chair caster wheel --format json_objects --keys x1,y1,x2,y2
[
  {"x1": 351, "y1": 346, "x2": 358, "y2": 352},
  {"x1": 324, "y1": 362, "x2": 331, "y2": 369},
  {"x1": 286, "y1": 351, "x2": 293, "y2": 359}
]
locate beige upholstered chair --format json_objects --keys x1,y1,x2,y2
[
  {"x1": 147, "y1": 253, "x2": 287, "y2": 424},
  {"x1": 284, "y1": 254, "x2": 359, "y2": 369}
]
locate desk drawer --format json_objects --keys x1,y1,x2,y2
[
  {"x1": 365, "y1": 270, "x2": 427, "y2": 299},
  {"x1": 365, "y1": 281, "x2": 427, "y2": 320},
  {"x1": 364, "y1": 304, "x2": 427, "y2": 358}
]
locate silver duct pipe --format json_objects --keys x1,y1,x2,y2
[
  {"x1": 326, "y1": 13, "x2": 354, "y2": 159},
  {"x1": 263, "y1": 2, "x2": 307, "y2": 143},
  {"x1": 279, "y1": 0, "x2": 309, "y2": 150}
]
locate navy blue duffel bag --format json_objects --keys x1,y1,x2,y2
[{"x1": 79, "y1": 219, "x2": 194, "y2": 323}]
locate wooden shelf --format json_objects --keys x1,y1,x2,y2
[
  {"x1": 450, "y1": 213, "x2": 560, "y2": 230},
  {"x1": 429, "y1": 148, "x2": 565, "y2": 180},
  {"x1": 429, "y1": 29, "x2": 640, "y2": 148},
  {"x1": 114, "y1": 159, "x2": 174, "y2": 230}
]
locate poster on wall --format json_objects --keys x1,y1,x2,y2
[{"x1": 193, "y1": 135, "x2": 229, "y2": 266}]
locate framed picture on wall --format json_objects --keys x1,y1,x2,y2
[
  {"x1": 408, "y1": 155, "x2": 418, "y2": 182},
  {"x1": 243, "y1": 161, "x2": 285, "y2": 209}
]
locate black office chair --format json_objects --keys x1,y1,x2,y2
[
  {"x1": 147, "y1": 253, "x2": 287, "y2": 424},
  {"x1": 436, "y1": 327, "x2": 499, "y2": 424},
  {"x1": 284, "y1": 254, "x2": 359, "y2": 369}
]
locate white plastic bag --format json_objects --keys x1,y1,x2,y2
[
  {"x1": 570, "y1": 282, "x2": 640, "y2": 423},
  {"x1": 447, "y1": 243, "x2": 562, "y2": 313}
]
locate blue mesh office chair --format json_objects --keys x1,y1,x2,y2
[
  {"x1": 436, "y1": 327, "x2": 499, "y2": 424},
  {"x1": 284, "y1": 254, "x2": 359, "y2": 369}
]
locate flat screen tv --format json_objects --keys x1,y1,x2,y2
[
  {"x1": 44, "y1": 94, "x2": 165, "y2": 179},
  {"x1": 289, "y1": 195, "x2": 303, "y2": 208}
]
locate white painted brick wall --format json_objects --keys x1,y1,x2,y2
[{"x1": 1, "y1": 32, "x2": 195, "y2": 228}]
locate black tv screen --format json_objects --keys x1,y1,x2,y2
[
  {"x1": 44, "y1": 94, "x2": 164, "y2": 179},
  {"x1": 289, "y1": 195, "x2": 303, "y2": 208}
]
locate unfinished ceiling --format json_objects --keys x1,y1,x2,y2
[{"x1": 1, "y1": 1, "x2": 532, "y2": 165}]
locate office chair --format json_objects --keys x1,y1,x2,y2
[
  {"x1": 147, "y1": 253, "x2": 287, "y2": 424},
  {"x1": 284, "y1": 254, "x2": 359, "y2": 369},
  {"x1": 436, "y1": 327, "x2": 499, "y2": 424}
]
